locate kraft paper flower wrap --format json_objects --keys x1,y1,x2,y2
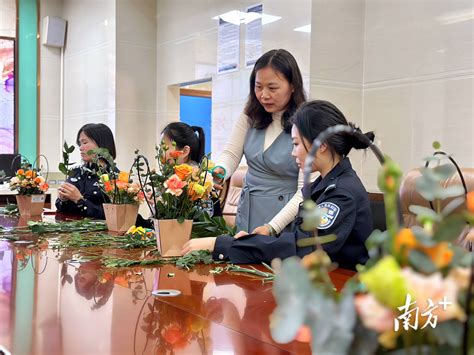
[
  {"x1": 270, "y1": 127, "x2": 474, "y2": 355},
  {"x1": 133, "y1": 143, "x2": 216, "y2": 256}
]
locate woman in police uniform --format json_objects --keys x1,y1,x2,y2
[
  {"x1": 182, "y1": 100, "x2": 374, "y2": 271},
  {"x1": 55, "y1": 123, "x2": 116, "y2": 219}
]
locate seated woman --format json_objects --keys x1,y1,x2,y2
[
  {"x1": 55, "y1": 123, "x2": 116, "y2": 219},
  {"x1": 182, "y1": 100, "x2": 374, "y2": 270},
  {"x1": 137, "y1": 122, "x2": 222, "y2": 228}
]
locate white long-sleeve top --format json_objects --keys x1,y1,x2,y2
[{"x1": 216, "y1": 112, "x2": 316, "y2": 234}]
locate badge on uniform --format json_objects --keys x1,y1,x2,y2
[{"x1": 317, "y1": 202, "x2": 340, "y2": 229}]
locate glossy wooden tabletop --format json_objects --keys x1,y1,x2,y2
[{"x1": 0, "y1": 214, "x2": 355, "y2": 354}]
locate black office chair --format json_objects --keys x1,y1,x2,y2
[{"x1": 0, "y1": 154, "x2": 21, "y2": 182}]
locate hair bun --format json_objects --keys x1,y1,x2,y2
[{"x1": 347, "y1": 122, "x2": 375, "y2": 150}]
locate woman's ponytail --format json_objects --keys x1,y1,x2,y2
[{"x1": 191, "y1": 126, "x2": 205, "y2": 162}]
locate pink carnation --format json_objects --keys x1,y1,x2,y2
[{"x1": 164, "y1": 174, "x2": 187, "y2": 196}]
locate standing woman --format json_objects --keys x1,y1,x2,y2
[
  {"x1": 56, "y1": 123, "x2": 117, "y2": 219},
  {"x1": 213, "y1": 49, "x2": 306, "y2": 235}
]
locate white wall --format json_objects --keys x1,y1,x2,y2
[
  {"x1": 115, "y1": 0, "x2": 156, "y2": 170},
  {"x1": 310, "y1": 0, "x2": 474, "y2": 191},
  {"x1": 0, "y1": 0, "x2": 15, "y2": 37},
  {"x1": 39, "y1": 0, "x2": 116, "y2": 171},
  {"x1": 40, "y1": 0, "x2": 157, "y2": 172}
]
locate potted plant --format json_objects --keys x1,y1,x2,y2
[
  {"x1": 9, "y1": 161, "x2": 49, "y2": 216},
  {"x1": 134, "y1": 143, "x2": 215, "y2": 256}
]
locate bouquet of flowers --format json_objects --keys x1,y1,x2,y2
[
  {"x1": 88, "y1": 147, "x2": 144, "y2": 205},
  {"x1": 136, "y1": 142, "x2": 215, "y2": 220},
  {"x1": 271, "y1": 136, "x2": 473, "y2": 354},
  {"x1": 99, "y1": 170, "x2": 144, "y2": 204},
  {"x1": 9, "y1": 165, "x2": 49, "y2": 195}
]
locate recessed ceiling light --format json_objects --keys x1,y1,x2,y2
[
  {"x1": 294, "y1": 24, "x2": 311, "y2": 33},
  {"x1": 212, "y1": 10, "x2": 281, "y2": 26}
]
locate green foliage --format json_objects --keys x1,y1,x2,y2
[
  {"x1": 58, "y1": 141, "x2": 76, "y2": 177},
  {"x1": 175, "y1": 250, "x2": 214, "y2": 270},
  {"x1": 271, "y1": 257, "x2": 356, "y2": 354},
  {"x1": 407, "y1": 249, "x2": 437, "y2": 274},
  {"x1": 26, "y1": 219, "x2": 108, "y2": 234},
  {"x1": 271, "y1": 257, "x2": 313, "y2": 343},
  {"x1": 0, "y1": 203, "x2": 19, "y2": 216},
  {"x1": 191, "y1": 212, "x2": 236, "y2": 238},
  {"x1": 224, "y1": 263, "x2": 275, "y2": 282},
  {"x1": 53, "y1": 232, "x2": 156, "y2": 250}
]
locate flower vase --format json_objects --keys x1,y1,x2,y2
[
  {"x1": 16, "y1": 194, "x2": 46, "y2": 216},
  {"x1": 103, "y1": 203, "x2": 139, "y2": 233},
  {"x1": 153, "y1": 219, "x2": 193, "y2": 257}
]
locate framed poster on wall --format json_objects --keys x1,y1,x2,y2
[{"x1": 0, "y1": 37, "x2": 15, "y2": 154}]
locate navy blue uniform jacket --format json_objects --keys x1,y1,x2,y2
[
  {"x1": 55, "y1": 166, "x2": 109, "y2": 219},
  {"x1": 212, "y1": 158, "x2": 372, "y2": 270}
]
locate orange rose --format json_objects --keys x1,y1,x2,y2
[
  {"x1": 17, "y1": 169, "x2": 24, "y2": 175},
  {"x1": 174, "y1": 164, "x2": 194, "y2": 180},
  {"x1": 25, "y1": 170, "x2": 36, "y2": 178},
  {"x1": 39, "y1": 182, "x2": 49, "y2": 192},
  {"x1": 467, "y1": 191, "x2": 474, "y2": 213},
  {"x1": 394, "y1": 228, "x2": 417, "y2": 255},
  {"x1": 169, "y1": 150, "x2": 184, "y2": 159},
  {"x1": 116, "y1": 180, "x2": 128, "y2": 190},
  {"x1": 104, "y1": 181, "x2": 113, "y2": 192},
  {"x1": 118, "y1": 171, "x2": 129, "y2": 183},
  {"x1": 420, "y1": 242, "x2": 453, "y2": 268}
]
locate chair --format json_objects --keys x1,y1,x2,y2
[
  {"x1": 0, "y1": 154, "x2": 20, "y2": 182},
  {"x1": 399, "y1": 167, "x2": 474, "y2": 249},
  {"x1": 222, "y1": 165, "x2": 247, "y2": 226}
]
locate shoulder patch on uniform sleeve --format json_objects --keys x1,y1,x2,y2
[{"x1": 317, "y1": 201, "x2": 340, "y2": 229}]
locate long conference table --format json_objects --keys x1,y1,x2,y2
[{"x1": 0, "y1": 213, "x2": 355, "y2": 354}]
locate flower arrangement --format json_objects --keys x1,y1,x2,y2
[
  {"x1": 137, "y1": 294, "x2": 211, "y2": 353},
  {"x1": 87, "y1": 147, "x2": 144, "y2": 205},
  {"x1": 271, "y1": 136, "x2": 473, "y2": 354},
  {"x1": 9, "y1": 166, "x2": 49, "y2": 195},
  {"x1": 135, "y1": 142, "x2": 215, "y2": 220},
  {"x1": 99, "y1": 170, "x2": 144, "y2": 204}
]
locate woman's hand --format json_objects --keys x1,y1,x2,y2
[
  {"x1": 251, "y1": 225, "x2": 271, "y2": 236},
  {"x1": 58, "y1": 183, "x2": 83, "y2": 204},
  {"x1": 212, "y1": 167, "x2": 226, "y2": 191},
  {"x1": 234, "y1": 231, "x2": 250, "y2": 239},
  {"x1": 181, "y1": 237, "x2": 217, "y2": 255}
]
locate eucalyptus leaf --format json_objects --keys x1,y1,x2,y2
[
  {"x1": 409, "y1": 205, "x2": 441, "y2": 222},
  {"x1": 306, "y1": 289, "x2": 356, "y2": 354},
  {"x1": 437, "y1": 185, "x2": 465, "y2": 199},
  {"x1": 441, "y1": 197, "x2": 465, "y2": 217},
  {"x1": 433, "y1": 214, "x2": 466, "y2": 242},
  {"x1": 431, "y1": 164, "x2": 456, "y2": 180},
  {"x1": 365, "y1": 229, "x2": 389, "y2": 251},
  {"x1": 271, "y1": 257, "x2": 312, "y2": 343},
  {"x1": 408, "y1": 249, "x2": 437, "y2": 273},
  {"x1": 411, "y1": 226, "x2": 437, "y2": 247},
  {"x1": 422, "y1": 155, "x2": 445, "y2": 163}
]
